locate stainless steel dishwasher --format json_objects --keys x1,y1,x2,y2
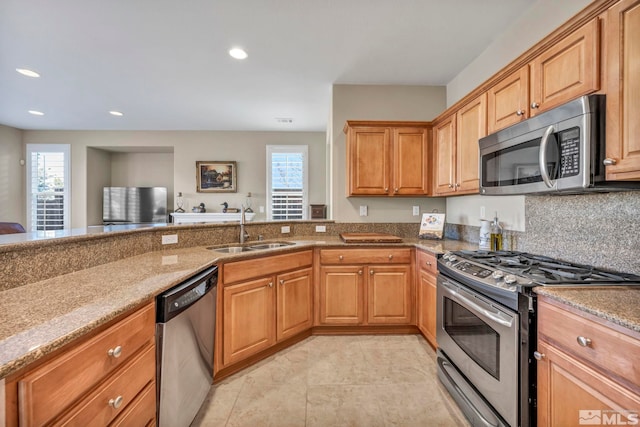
[{"x1": 156, "y1": 265, "x2": 218, "y2": 427}]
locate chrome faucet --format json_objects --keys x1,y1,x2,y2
[{"x1": 240, "y1": 205, "x2": 249, "y2": 244}]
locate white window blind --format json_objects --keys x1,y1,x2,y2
[
  {"x1": 26, "y1": 144, "x2": 71, "y2": 231},
  {"x1": 266, "y1": 145, "x2": 308, "y2": 220}
]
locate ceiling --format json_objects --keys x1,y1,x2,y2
[{"x1": 0, "y1": 0, "x2": 532, "y2": 132}]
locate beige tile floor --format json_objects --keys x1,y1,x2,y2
[{"x1": 192, "y1": 335, "x2": 470, "y2": 427}]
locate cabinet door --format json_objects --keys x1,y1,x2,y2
[
  {"x1": 433, "y1": 115, "x2": 457, "y2": 196},
  {"x1": 536, "y1": 340, "x2": 640, "y2": 427},
  {"x1": 318, "y1": 266, "x2": 364, "y2": 325},
  {"x1": 392, "y1": 127, "x2": 429, "y2": 195},
  {"x1": 455, "y1": 93, "x2": 486, "y2": 194},
  {"x1": 417, "y1": 269, "x2": 437, "y2": 347},
  {"x1": 530, "y1": 18, "x2": 600, "y2": 116},
  {"x1": 487, "y1": 66, "x2": 529, "y2": 133},
  {"x1": 366, "y1": 265, "x2": 411, "y2": 325},
  {"x1": 223, "y1": 276, "x2": 276, "y2": 366},
  {"x1": 276, "y1": 267, "x2": 313, "y2": 341},
  {"x1": 606, "y1": 0, "x2": 640, "y2": 180},
  {"x1": 347, "y1": 126, "x2": 390, "y2": 195}
]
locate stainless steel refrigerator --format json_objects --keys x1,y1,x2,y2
[{"x1": 103, "y1": 187, "x2": 168, "y2": 224}]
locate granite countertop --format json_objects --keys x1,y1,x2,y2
[{"x1": 535, "y1": 286, "x2": 640, "y2": 333}]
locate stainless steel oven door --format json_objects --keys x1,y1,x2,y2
[{"x1": 437, "y1": 275, "x2": 519, "y2": 427}]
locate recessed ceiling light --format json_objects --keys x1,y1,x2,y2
[
  {"x1": 229, "y1": 48, "x2": 248, "y2": 60},
  {"x1": 109, "y1": 111, "x2": 124, "y2": 117},
  {"x1": 28, "y1": 110, "x2": 44, "y2": 116},
  {"x1": 16, "y1": 68, "x2": 40, "y2": 78}
]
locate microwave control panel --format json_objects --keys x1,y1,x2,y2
[{"x1": 559, "y1": 127, "x2": 580, "y2": 177}]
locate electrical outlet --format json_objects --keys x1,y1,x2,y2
[
  {"x1": 359, "y1": 205, "x2": 368, "y2": 216},
  {"x1": 315, "y1": 225, "x2": 326, "y2": 233},
  {"x1": 281, "y1": 225, "x2": 291, "y2": 233},
  {"x1": 162, "y1": 234, "x2": 178, "y2": 245},
  {"x1": 480, "y1": 206, "x2": 486, "y2": 219},
  {"x1": 412, "y1": 206, "x2": 420, "y2": 216}
]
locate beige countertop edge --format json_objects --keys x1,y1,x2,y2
[
  {"x1": 0, "y1": 237, "x2": 472, "y2": 379},
  {"x1": 534, "y1": 286, "x2": 640, "y2": 333}
]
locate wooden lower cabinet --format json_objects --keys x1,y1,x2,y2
[
  {"x1": 277, "y1": 267, "x2": 313, "y2": 341},
  {"x1": 220, "y1": 250, "x2": 314, "y2": 368},
  {"x1": 10, "y1": 302, "x2": 156, "y2": 427},
  {"x1": 317, "y1": 248, "x2": 413, "y2": 326},
  {"x1": 223, "y1": 276, "x2": 276, "y2": 366},
  {"x1": 536, "y1": 296, "x2": 640, "y2": 427},
  {"x1": 416, "y1": 250, "x2": 438, "y2": 347}
]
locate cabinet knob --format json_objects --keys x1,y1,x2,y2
[
  {"x1": 339, "y1": 255, "x2": 344, "y2": 261},
  {"x1": 108, "y1": 396, "x2": 124, "y2": 409},
  {"x1": 426, "y1": 261, "x2": 432, "y2": 266},
  {"x1": 448, "y1": 184, "x2": 454, "y2": 188},
  {"x1": 455, "y1": 183, "x2": 460, "y2": 188},
  {"x1": 384, "y1": 187, "x2": 389, "y2": 192},
  {"x1": 370, "y1": 270, "x2": 375, "y2": 275},
  {"x1": 531, "y1": 102, "x2": 540, "y2": 109},
  {"x1": 394, "y1": 188, "x2": 399, "y2": 193},
  {"x1": 268, "y1": 281, "x2": 273, "y2": 288},
  {"x1": 107, "y1": 346, "x2": 122, "y2": 358},
  {"x1": 577, "y1": 336, "x2": 592, "y2": 347},
  {"x1": 358, "y1": 270, "x2": 363, "y2": 275},
  {"x1": 533, "y1": 351, "x2": 545, "y2": 361},
  {"x1": 516, "y1": 109, "x2": 525, "y2": 116},
  {"x1": 603, "y1": 158, "x2": 617, "y2": 166},
  {"x1": 279, "y1": 279, "x2": 284, "y2": 285},
  {"x1": 388, "y1": 254, "x2": 393, "y2": 260}
]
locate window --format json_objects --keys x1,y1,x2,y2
[
  {"x1": 266, "y1": 145, "x2": 308, "y2": 220},
  {"x1": 26, "y1": 144, "x2": 71, "y2": 231}
]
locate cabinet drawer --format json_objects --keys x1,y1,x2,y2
[
  {"x1": 416, "y1": 250, "x2": 438, "y2": 275},
  {"x1": 18, "y1": 302, "x2": 155, "y2": 426},
  {"x1": 57, "y1": 343, "x2": 155, "y2": 426},
  {"x1": 538, "y1": 298, "x2": 640, "y2": 388},
  {"x1": 223, "y1": 250, "x2": 313, "y2": 284},
  {"x1": 319, "y1": 248, "x2": 411, "y2": 265},
  {"x1": 110, "y1": 382, "x2": 156, "y2": 427}
]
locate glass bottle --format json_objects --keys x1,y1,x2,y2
[
  {"x1": 175, "y1": 192, "x2": 185, "y2": 213},
  {"x1": 490, "y1": 213, "x2": 503, "y2": 251}
]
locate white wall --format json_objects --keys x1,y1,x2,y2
[
  {"x1": 21, "y1": 130, "x2": 325, "y2": 227},
  {"x1": 0, "y1": 125, "x2": 24, "y2": 224},
  {"x1": 331, "y1": 84, "x2": 447, "y2": 222},
  {"x1": 444, "y1": 0, "x2": 592, "y2": 231}
]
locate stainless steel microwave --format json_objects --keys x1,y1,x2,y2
[{"x1": 479, "y1": 95, "x2": 640, "y2": 195}]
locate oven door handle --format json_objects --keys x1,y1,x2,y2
[
  {"x1": 440, "y1": 359, "x2": 502, "y2": 427},
  {"x1": 445, "y1": 283, "x2": 514, "y2": 328},
  {"x1": 539, "y1": 124, "x2": 555, "y2": 189}
]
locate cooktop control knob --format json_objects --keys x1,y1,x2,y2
[
  {"x1": 442, "y1": 252, "x2": 452, "y2": 260},
  {"x1": 491, "y1": 270, "x2": 504, "y2": 280},
  {"x1": 448, "y1": 255, "x2": 457, "y2": 262},
  {"x1": 504, "y1": 274, "x2": 517, "y2": 284}
]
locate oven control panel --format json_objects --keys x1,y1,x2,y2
[{"x1": 440, "y1": 252, "x2": 533, "y2": 291}]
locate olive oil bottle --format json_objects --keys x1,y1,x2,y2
[{"x1": 490, "y1": 213, "x2": 503, "y2": 251}]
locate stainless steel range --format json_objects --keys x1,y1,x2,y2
[{"x1": 436, "y1": 250, "x2": 640, "y2": 427}]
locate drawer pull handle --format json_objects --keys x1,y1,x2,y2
[
  {"x1": 109, "y1": 396, "x2": 124, "y2": 409},
  {"x1": 388, "y1": 254, "x2": 393, "y2": 260},
  {"x1": 107, "y1": 346, "x2": 122, "y2": 358},
  {"x1": 577, "y1": 336, "x2": 592, "y2": 347},
  {"x1": 339, "y1": 255, "x2": 344, "y2": 261},
  {"x1": 533, "y1": 351, "x2": 545, "y2": 361}
]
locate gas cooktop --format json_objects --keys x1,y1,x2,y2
[{"x1": 443, "y1": 250, "x2": 640, "y2": 287}]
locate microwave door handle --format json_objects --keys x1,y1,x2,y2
[{"x1": 539, "y1": 125, "x2": 555, "y2": 188}]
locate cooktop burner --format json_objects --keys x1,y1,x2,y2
[{"x1": 452, "y1": 250, "x2": 640, "y2": 285}]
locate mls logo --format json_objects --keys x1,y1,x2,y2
[{"x1": 580, "y1": 410, "x2": 602, "y2": 425}]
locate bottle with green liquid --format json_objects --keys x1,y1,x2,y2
[{"x1": 490, "y1": 213, "x2": 503, "y2": 251}]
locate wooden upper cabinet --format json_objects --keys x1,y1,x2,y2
[
  {"x1": 433, "y1": 93, "x2": 485, "y2": 196},
  {"x1": 433, "y1": 114, "x2": 456, "y2": 195},
  {"x1": 345, "y1": 121, "x2": 430, "y2": 196},
  {"x1": 487, "y1": 66, "x2": 530, "y2": 134},
  {"x1": 605, "y1": 0, "x2": 640, "y2": 180},
  {"x1": 530, "y1": 18, "x2": 600, "y2": 115},
  {"x1": 487, "y1": 18, "x2": 600, "y2": 134}
]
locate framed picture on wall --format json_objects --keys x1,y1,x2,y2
[{"x1": 196, "y1": 161, "x2": 237, "y2": 193}]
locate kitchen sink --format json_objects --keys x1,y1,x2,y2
[
  {"x1": 211, "y1": 246, "x2": 252, "y2": 253},
  {"x1": 247, "y1": 242, "x2": 295, "y2": 250}
]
